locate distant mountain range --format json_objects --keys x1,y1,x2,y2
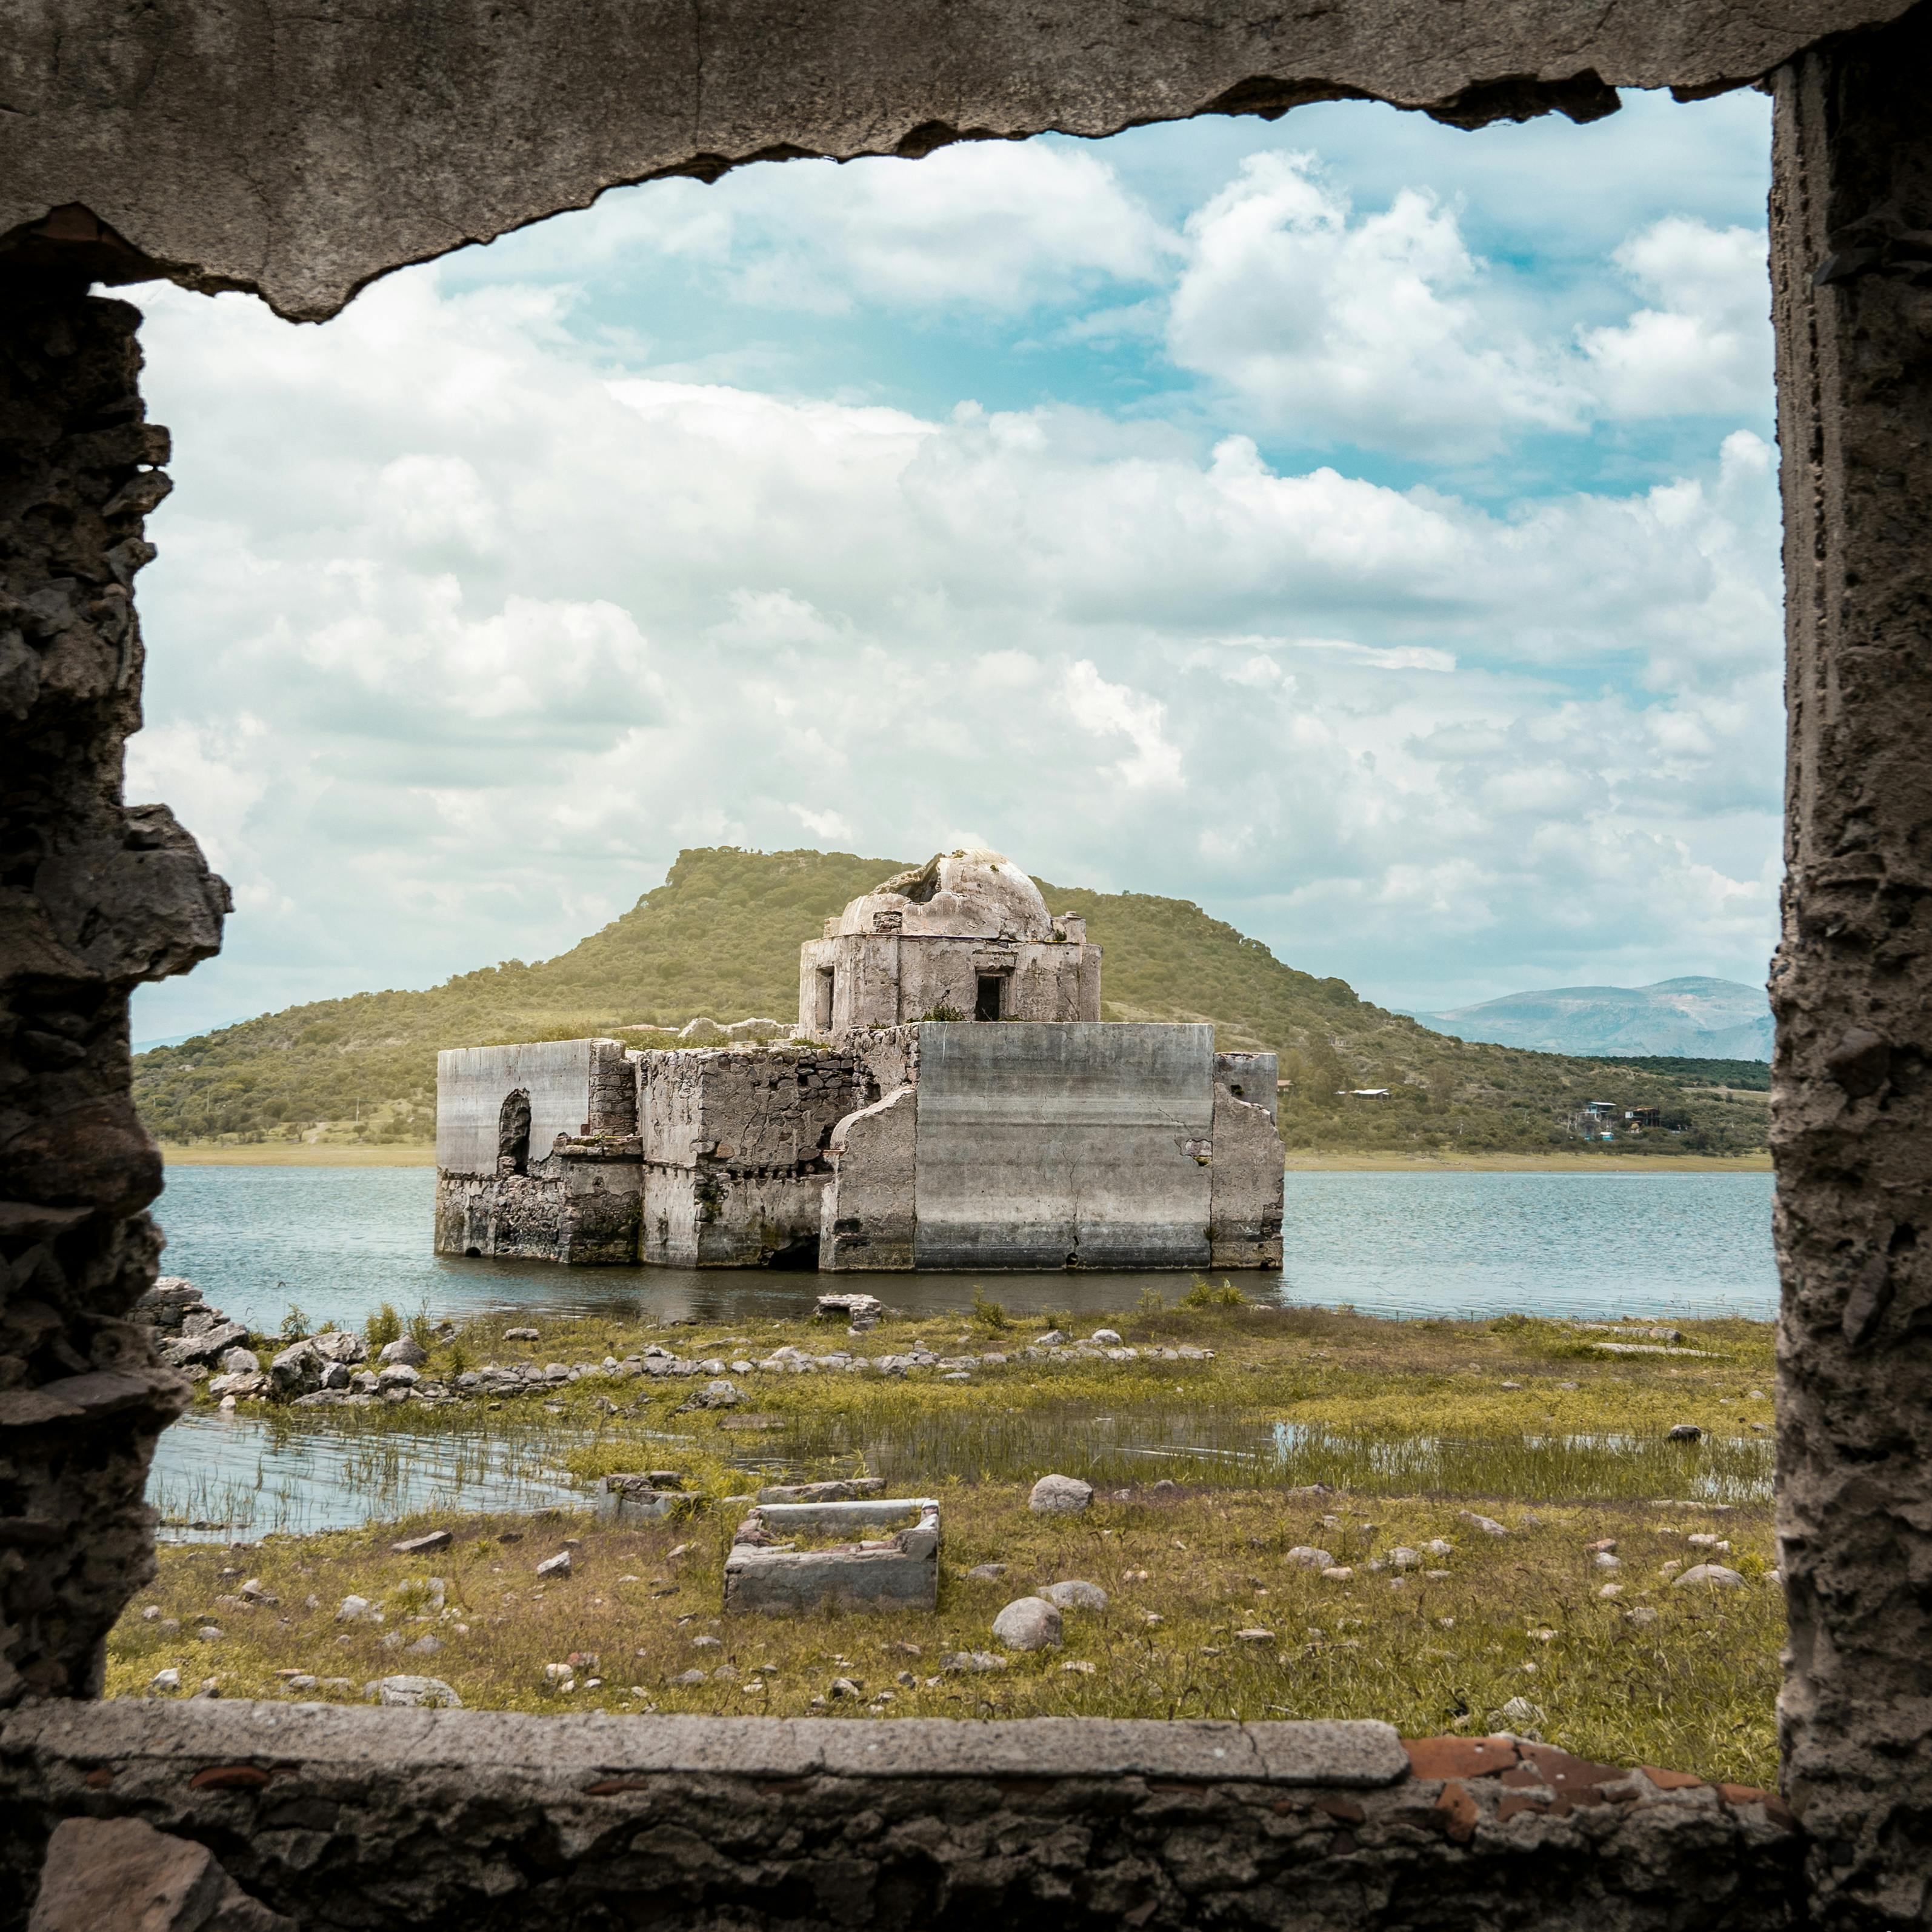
[{"x1": 1407, "y1": 976, "x2": 1771, "y2": 1061}]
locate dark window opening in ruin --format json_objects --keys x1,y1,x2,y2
[
  {"x1": 497, "y1": 1088, "x2": 531, "y2": 1175},
  {"x1": 765, "y1": 1233, "x2": 821, "y2": 1270},
  {"x1": 974, "y1": 973, "x2": 1006, "y2": 1021},
  {"x1": 814, "y1": 967, "x2": 835, "y2": 1034}
]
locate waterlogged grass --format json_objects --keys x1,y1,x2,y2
[
  {"x1": 169, "y1": 1300, "x2": 1776, "y2": 1529},
  {"x1": 108, "y1": 1484, "x2": 1780, "y2": 1787}
]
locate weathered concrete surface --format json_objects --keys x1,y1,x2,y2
[
  {"x1": 435, "y1": 1039, "x2": 634, "y2": 1175},
  {"x1": 725, "y1": 1498, "x2": 941, "y2": 1613},
  {"x1": 1210, "y1": 1084, "x2": 1287, "y2": 1269},
  {"x1": 0, "y1": 279, "x2": 225, "y2": 1708},
  {"x1": 820, "y1": 1083, "x2": 919, "y2": 1270},
  {"x1": 800, "y1": 851, "x2": 1100, "y2": 1034},
  {"x1": 435, "y1": 1039, "x2": 642, "y2": 1263},
  {"x1": 0, "y1": 0, "x2": 1915, "y2": 322},
  {"x1": 638, "y1": 1045, "x2": 857, "y2": 1265},
  {"x1": 1769, "y1": 7, "x2": 1932, "y2": 1923},
  {"x1": 912, "y1": 1022, "x2": 1219, "y2": 1270},
  {"x1": 0, "y1": 1700, "x2": 1800, "y2": 1931}
]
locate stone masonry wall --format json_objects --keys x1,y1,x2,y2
[
  {"x1": 0, "y1": 1704, "x2": 1802, "y2": 1932},
  {"x1": 0, "y1": 275, "x2": 227, "y2": 1704},
  {"x1": 1769, "y1": 7, "x2": 1932, "y2": 1922}
]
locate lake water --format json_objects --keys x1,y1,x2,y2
[
  {"x1": 150, "y1": 1164, "x2": 1779, "y2": 1334},
  {"x1": 145, "y1": 1165, "x2": 1776, "y2": 1538}
]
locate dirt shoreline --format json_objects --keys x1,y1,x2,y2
[{"x1": 158, "y1": 1142, "x2": 1770, "y2": 1173}]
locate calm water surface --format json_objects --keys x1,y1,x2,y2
[
  {"x1": 146, "y1": 1165, "x2": 1775, "y2": 1537},
  {"x1": 153, "y1": 1164, "x2": 1777, "y2": 1334}
]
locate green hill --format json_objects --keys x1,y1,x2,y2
[{"x1": 132, "y1": 847, "x2": 1770, "y2": 1157}]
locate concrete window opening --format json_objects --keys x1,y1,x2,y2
[
  {"x1": 974, "y1": 971, "x2": 1006, "y2": 1021},
  {"x1": 814, "y1": 965, "x2": 835, "y2": 1034},
  {"x1": 496, "y1": 1088, "x2": 531, "y2": 1175},
  {"x1": 2, "y1": 2, "x2": 1930, "y2": 1922}
]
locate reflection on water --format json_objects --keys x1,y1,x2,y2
[
  {"x1": 145, "y1": 1162, "x2": 1777, "y2": 1536},
  {"x1": 152, "y1": 1164, "x2": 1777, "y2": 1335},
  {"x1": 147, "y1": 1408, "x2": 591, "y2": 1541}
]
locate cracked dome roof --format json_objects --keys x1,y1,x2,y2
[{"x1": 836, "y1": 848, "x2": 1054, "y2": 941}]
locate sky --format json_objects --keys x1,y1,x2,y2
[{"x1": 124, "y1": 87, "x2": 1782, "y2": 1045}]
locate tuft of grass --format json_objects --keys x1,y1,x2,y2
[
  {"x1": 108, "y1": 1485, "x2": 1779, "y2": 1787},
  {"x1": 969, "y1": 1289, "x2": 1010, "y2": 1333},
  {"x1": 1181, "y1": 1278, "x2": 1247, "y2": 1310},
  {"x1": 365, "y1": 1302, "x2": 403, "y2": 1350}
]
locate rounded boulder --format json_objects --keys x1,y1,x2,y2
[
  {"x1": 991, "y1": 1596, "x2": 1063, "y2": 1651},
  {"x1": 1028, "y1": 1473, "x2": 1094, "y2": 1516}
]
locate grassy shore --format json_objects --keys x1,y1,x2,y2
[
  {"x1": 155, "y1": 1142, "x2": 1770, "y2": 1171},
  {"x1": 122, "y1": 1301, "x2": 1780, "y2": 1781}
]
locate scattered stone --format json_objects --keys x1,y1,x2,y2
[
  {"x1": 365, "y1": 1674, "x2": 462, "y2": 1707},
  {"x1": 1519, "y1": 1511, "x2": 1545, "y2": 1528},
  {"x1": 1028, "y1": 1473, "x2": 1093, "y2": 1516},
  {"x1": 691, "y1": 1634, "x2": 722, "y2": 1650},
  {"x1": 1627, "y1": 1605, "x2": 1660, "y2": 1626},
  {"x1": 829, "y1": 1676, "x2": 864, "y2": 1698},
  {"x1": 1500, "y1": 1380, "x2": 1522, "y2": 1390},
  {"x1": 1666, "y1": 1423, "x2": 1704, "y2": 1442},
  {"x1": 216, "y1": 1345, "x2": 259, "y2": 1375},
  {"x1": 1388, "y1": 1547, "x2": 1420, "y2": 1569},
  {"x1": 1593, "y1": 1552, "x2": 1622, "y2": 1571},
  {"x1": 1586, "y1": 1538, "x2": 1618, "y2": 1553},
  {"x1": 1283, "y1": 1547, "x2": 1335, "y2": 1570},
  {"x1": 1041, "y1": 1579, "x2": 1108, "y2": 1611},
  {"x1": 1236, "y1": 1628, "x2": 1275, "y2": 1642},
  {"x1": 405, "y1": 1636, "x2": 442, "y2": 1657},
  {"x1": 391, "y1": 1530, "x2": 452, "y2": 1556},
  {"x1": 1425, "y1": 1539, "x2": 1454, "y2": 1556},
  {"x1": 678, "y1": 1377, "x2": 744, "y2": 1411},
  {"x1": 504, "y1": 1328, "x2": 540, "y2": 1341},
  {"x1": 536, "y1": 1551, "x2": 572, "y2": 1579},
  {"x1": 1147, "y1": 1478, "x2": 1184, "y2": 1499},
  {"x1": 1459, "y1": 1512, "x2": 1508, "y2": 1537},
  {"x1": 1497, "y1": 1695, "x2": 1544, "y2": 1728},
  {"x1": 239, "y1": 1577, "x2": 278, "y2": 1604},
  {"x1": 1673, "y1": 1563, "x2": 1746, "y2": 1588},
  {"x1": 756, "y1": 1477, "x2": 884, "y2": 1504},
  {"x1": 1321, "y1": 1567, "x2": 1355, "y2": 1581},
  {"x1": 1598, "y1": 1584, "x2": 1622, "y2": 1599},
  {"x1": 940, "y1": 1650, "x2": 1008, "y2": 1673},
  {"x1": 965, "y1": 1563, "x2": 1007, "y2": 1582},
  {"x1": 1090, "y1": 1329, "x2": 1123, "y2": 1345},
  {"x1": 150, "y1": 1668, "x2": 179, "y2": 1691},
  {"x1": 335, "y1": 1594, "x2": 380, "y2": 1624},
  {"x1": 28, "y1": 1816, "x2": 298, "y2": 1932},
  {"x1": 671, "y1": 1669, "x2": 708, "y2": 1687},
  {"x1": 379, "y1": 1336, "x2": 428, "y2": 1367},
  {"x1": 991, "y1": 1596, "x2": 1063, "y2": 1651},
  {"x1": 1061, "y1": 1659, "x2": 1096, "y2": 1674},
  {"x1": 1036, "y1": 1330, "x2": 1067, "y2": 1346},
  {"x1": 196, "y1": 1625, "x2": 223, "y2": 1642},
  {"x1": 376, "y1": 1364, "x2": 420, "y2": 1392}
]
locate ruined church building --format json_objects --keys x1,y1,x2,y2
[{"x1": 435, "y1": 850, "x2": 1286, "y2": 1272}]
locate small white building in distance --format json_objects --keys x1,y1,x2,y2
[{"x1": 436, "y1": 849, "x2": 1283, "y2": 1274}]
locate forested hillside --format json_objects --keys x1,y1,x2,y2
[{"x1": 133, "y1": 847, "x2": 1769, "y2": 1156}]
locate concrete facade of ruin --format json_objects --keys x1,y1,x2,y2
[
  {"x1": 433, "y1": 852, "x2": 1286, "y2": 1272},
  {"x1": 2, "y1": 1, "x2": 1929, "y2": 1925}
]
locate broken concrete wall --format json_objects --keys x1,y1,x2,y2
[
  {"x1": 435, "y1": 1039, "x2": 630, "y2": 1176},
  {"x1": 638, "y1": 1047, "x2": 858, "y2": 1266},
  {"x1": 0, "y1": 278, "x2": 227, "y2": 1707},
  {"x1": 820, "y1": 1085, "x2": 919, "y2": 1271},
  {"x1": 435, "y1": 1041, "x2": 641, "y2": 1262},
  {"x1": 1210, "y1": 1087, "x2": 1287, "y2": 1270}
]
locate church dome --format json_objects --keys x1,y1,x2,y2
[{"x1": 836, "y1": 848, "x2": 1053, "y2": 941}]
